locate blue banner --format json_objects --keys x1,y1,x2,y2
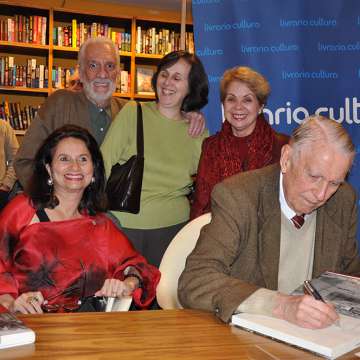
[{"x1": 192, "y1": 0, "x2": 360, "y2": 239}]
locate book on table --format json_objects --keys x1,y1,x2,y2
[
  {"x1": 231, "y1": 272, "x2": 360, "y2": 359},
  {"x1": 0, "y1": 310, "x2": 35, "y2": 349}
]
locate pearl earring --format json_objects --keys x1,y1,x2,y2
[
  {"x1": 47, "y1": 177, "x2": 53, "y2": 186},
  {"x1": 91, "y1": 177, "x2": 95, "y2": 184}
]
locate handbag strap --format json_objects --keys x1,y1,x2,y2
[{"x1": 136, "y1": 102, "x2": 144, "y2": 156}]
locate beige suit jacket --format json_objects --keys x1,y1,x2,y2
[{"x1": 178, "y1": 164, "x2": 360, "y2": 322}]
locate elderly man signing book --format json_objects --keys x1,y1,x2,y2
[{"x1": 179, "y1": 115, "x2": 360, "y2": 329}]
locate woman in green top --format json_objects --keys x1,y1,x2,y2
[{"x1": 101, "y1": 51, "x2": 209, "y2": 268}]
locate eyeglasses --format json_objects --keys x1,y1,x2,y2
[
  {"x1": 41, "y1": 296, "x2": 108, "y2": 313},
  {"x1": 86, "y1": 61, "x2": 117, "y2": 73},
  {"x1": 41, "y1": 300, "x2": 80, "y2": 313}
]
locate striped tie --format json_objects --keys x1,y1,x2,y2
[{"x1": 291, "y1": 214, "x2": 305, "y2": 229}]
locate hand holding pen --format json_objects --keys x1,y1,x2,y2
[
  {"x1": 273, "y1": 282, "x2": 340, "y2": 329},
  {"x1": 304, "y1": 280, "x2": 341, "y2": 328}
]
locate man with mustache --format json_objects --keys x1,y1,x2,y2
[
  {"x1": 14, "y1": 37, "x2": 205, "y2": 190},
  {"x1": 179, "y1": 115, "x2": 360, "y2": 329}
]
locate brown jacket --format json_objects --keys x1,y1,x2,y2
[
  {"x1": 14, "y1": 90, "x2": 127, "y2": 189},
  {"x1": 178, "y1": 164, "x2": 360, "y2": 322}
]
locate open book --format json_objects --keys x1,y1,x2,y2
[
  {"x1": 0, "y1": 311, "x2": 35, "y2": 349},
  {"x1": 232, "y1": 312, "x2": 360, "y2": 359},
  {"x1": 232, "y1": 272, "x2": 360, "y2": 359}
]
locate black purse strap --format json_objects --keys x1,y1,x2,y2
[{"x1": 136, "y1": 102, "x2": 144, "y2": 156}]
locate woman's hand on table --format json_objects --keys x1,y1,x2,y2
[{"x1": 8, "y1": 292, "x2": 44, "y2": 314}]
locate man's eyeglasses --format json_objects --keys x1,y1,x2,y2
[{"x1": 86, "y1": 61, "x2": 117, "y2": 73}]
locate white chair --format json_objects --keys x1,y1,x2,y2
[{"x1": 157, "y1": 213, "x2": 212, "y2": 309}]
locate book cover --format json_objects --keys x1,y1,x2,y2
[
  {"x1": 136, "y1": 66, "x2": 155, "y2": 95},
  {"x1": 293, "y1": 271, "x2": 360, "y2": 319},
  {"x1": 0, "y1": 311, "x2": 35, "y2": 349}
]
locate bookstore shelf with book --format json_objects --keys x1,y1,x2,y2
[
  {"x1": 0, "y1": 87, "x2": 49, "y2": 94},
  {"x1": 0, "y1": 0, "x2": 194, "y2": 135},
  {"x1": 0, "y1": 41, "x2": 49, "y2": 50}
]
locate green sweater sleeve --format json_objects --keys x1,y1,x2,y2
[{"x1": 101, "y1": 101, "x2": 137, "y2": 179}]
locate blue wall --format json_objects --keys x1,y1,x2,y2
[{"x1": 192, "y1": 0, "x2": 360, "y2": 240}]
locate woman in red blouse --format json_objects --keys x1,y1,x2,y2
[
  {"x1": 191, "y1": 66, "x2": 289, "y2": 219},
  {"x1": 0, "y1": 125, "x2": 159, "y2": 314}
]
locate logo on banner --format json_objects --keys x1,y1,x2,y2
[
  {"x1": 204, "y1": 20, "x2": 260, "y2": 32},
  {"x1": 242, "y1": 43, "x2": 298, "y2": 54},
  {"x1": 196, "y1": 48, "x2": 223, "y2": 56},
  {"x1": 265, "y1": 97, "x2": 360, "y2": 125},
  {"x1": 282, "y1": 70, "x2": 338, "y2": 80},
  {"x1": 193, "y1": 0, "x2": 222, "y2": 4},
  {"x1": 280, "y1": 18, "x2": 336, "y2": 27},
  {"x1": 318, "y1": 42, "x2": 360, "y2": 52}
]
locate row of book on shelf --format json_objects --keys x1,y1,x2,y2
[
  {"x1": 54, "y1": 20, "x2": 131, "y2": 51},
  {"x1": 0, "y1": 57, "x2": 48, "y2": 88},
  {"x1": 136, "y1": 27, "x2": 195, "y2": 55},
  {"x1": 0, "y1": 15, "x2": 47, "y2": 45},
  {"x1": 0, "y1": 101, "x2": 38, "y2": 130},
  {"x1": 0, "y1": 14, "x2": 194, "y2": 55}
]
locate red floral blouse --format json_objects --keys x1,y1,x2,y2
[{"x1": 0, "y1": 194, "x2": 160, "y2": 310}]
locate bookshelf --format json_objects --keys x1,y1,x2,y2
[{"x1": 0, "y1": 0, "x2": 194, "y2": 135}]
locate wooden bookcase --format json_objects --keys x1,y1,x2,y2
[{"x1": 0, "y1": 0, "x2": 193, "y2": 136}]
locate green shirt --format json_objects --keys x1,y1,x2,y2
[
  {"x1": 101, "y1": 101, "x2": 208, "y2": 229},
  {"x1": 88, "y1": 101, "x2": 112, "y2": 145}
]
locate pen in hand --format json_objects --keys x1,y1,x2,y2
[
  {"x1": 303, "y1": 280, "x2": 325, "y2": 302},
  {"x1": 303, "y1": 280, "x2": 341, "y2": 328}
]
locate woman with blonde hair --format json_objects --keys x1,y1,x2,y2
[{"x1": 191, "y1": 66, "x2": 288, "y2": 219}]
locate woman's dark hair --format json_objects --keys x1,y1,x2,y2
[
  {"x1": 27, "y1": 125, "x2": 107, "y2": 213},
  {"x1": 151, "y1": 50, "x2": 209, "y2": 112}
]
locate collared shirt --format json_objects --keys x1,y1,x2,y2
[
  {"x1": 279, "y1": 172, "x2": 297, "y2": 220},
  {"x1": 88, "y1": 101, "x2": 112, "y2": 145}
]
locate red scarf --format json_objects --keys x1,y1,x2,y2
[{"x1": 217, "y1": 114, "x2": 276, "y2": 178}]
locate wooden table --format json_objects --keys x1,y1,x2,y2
[{"x1": 0, "y1": 309, "x2": 359, "y2": 359}]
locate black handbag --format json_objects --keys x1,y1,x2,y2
[
  {"x1": 106, "y1": 102, "x2": 144, "y2": 213},
  {"x1": 75, "y1": 296, "x2": 108, "y2": 312}
]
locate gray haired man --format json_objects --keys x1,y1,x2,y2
[{"x1": 179, "y1": 115, "x2": 360, "y2": 329}]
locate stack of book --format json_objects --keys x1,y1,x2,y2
[
  {"x1": 0, "y1": 15, "x2": 47, "y2": 45},
  {"x1": 136, "y1": 26, "x2": 194, "y2": 55},
  {"x1": 53, "y1": 20, "x2": 131, "y2": 51},
  {"x1": 0, "y1": 57, "x2": 48, "y2": 89},
  {"x1": 0, "y1": 101, "x2": 38, "y2": 130}
]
